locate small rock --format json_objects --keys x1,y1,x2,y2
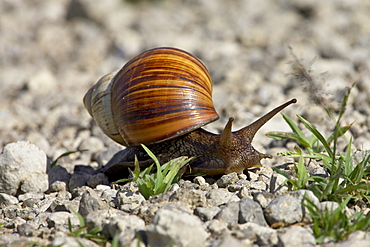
[
  {"x1": 46, "y1": 211, "x2": 79, "y2": 229},
  {"x1": 146, "y1": 204, "x2": 209, "y2": 247},
  {"x1": 85, "y1": 208, "x2": 126, "y2": 232},
  {"x1": 17, "y1": 223, "x2": 36, "y2": 237},
  {"x1": 98, "y1": 186, "x2": 118, "y2": 207},
  {"x1": 108, "y1": 215, "x2": 145, "y2": 246},
  {"x1": 194, "y1": 206, "x2": 221, "y2": 221},
  {"x1": 78, "y1": 188, "x2": 110, "y2": 217},
  {"x1": 0, "y1": 141, "x2": 48, "y2": 195},
  {"x1": 18, "y1": 192, "x2": 45, "y2": 202},
  {"x1": 239, "y1": 197, "x2": 268, "y2": 226},
  {"x1": 20, "y1": 173, "x2": 49, "y2": 194},
  {"x1": 264, "y1": 190, "x2": 320, "y2": 226},
  {"x1": 116, "y1": 190, "x2": 146, "y2": 212},
  {"x1": 0, "y1": 193, "x2": 19, "y2": 207},
  {"x1": 253, "y1": 192, "x2": 275, "y2": 209},
  {"x1": 237, "y1": 222, "x2": 278, "y2": 246},
  {"x1": 237, "y1": 187, "x2": 251, "y2": 199},
  {"x1": 269, "y1": 173, "x2": 289, "y2": 195},
  {"x1": 50, "y1": 236, "x2": 100, "y2": 247},
  {"x1": 336, "y1": 230, "x2": 370, "y2": 247},
  {"x1": 69, "y1": 173, "x2": 92, "y2": 191},
  {"x1": 216, "y1": 232, "x2": 246, "y2": 247},
  {"x1": 169, "y1": 188, "x2": 207, "y2": 210},
  {"x1": 5, "y1": 217, "x2": 27, "y2": 229},
  {"x1": 227, "y1": 179, "x2": 251, "y2": 192},
  {"x1": 27, "y1": 69, "x2": 57, "y2": 95},
  {"x1": 217, "y1": 173, "x2": 239, "y2": 188},
  {"x1": 27, "y1": 212, "x2": 51, "y2": 229},
  {"x1": 193, "y1": 176, "x2": 207, "y2": 186},
  {"x1": 206, "y1": 188, "x2": 239, "y2": 207},
  {"x1": 49, "y1": 181, "x2": 68, "y2": 192},
  {"x1": 87, "y1": 172, "x2": 110, "y2": 188},
  {"x1": 319, "y1": 201, "x2": 339, "y2": 213},
  {"x1": 48, "y1": 165, "x2": 71, "y2": 185},
  {"x1": 215, "y1": 201, "x2": 240, "y2": 228},
  {"x1": 277, "y1": 226, "x2": 316, "y2": 247},
  {"x1": 207, "y1": 219, "x2": 229, "y2": 236}
]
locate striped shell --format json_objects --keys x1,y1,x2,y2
[{"x1": 83, "y1": 47, "x2": 219, "y2": 147}]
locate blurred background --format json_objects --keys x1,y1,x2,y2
[{"x1": 1, "y1": 0, "x2": 369, "y2": 167}]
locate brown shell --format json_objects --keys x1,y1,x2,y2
[{"x1": 111, "y1": 47, "x2": 219, "y2": 146}]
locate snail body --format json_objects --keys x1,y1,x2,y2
[{"x1": 83, "y1": 47, "x2": 296, "y2": 179}]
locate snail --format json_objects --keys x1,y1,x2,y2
[{"x1": 83, "y1": 47, "x2": 296, "y2": 180}]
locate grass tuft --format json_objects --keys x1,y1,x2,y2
[{"x1": 115, "y1": 144, "x2": 193, "y2": 199}]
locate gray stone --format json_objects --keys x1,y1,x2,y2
[
  {"x1": 0, "y1": 193, "x2": 19, "y2": 207},
  {"x1": 194, "y1": 206, "x2": 221, "y2": 221},
  {"x1": 48, "y1": 165, "x2": 71, "y2": 185},
  {"x1": 18, "y1": 192, "x2": 45, "y2": 202},
  {"x1": 207, "y1": 219, "x2": 229, "y2": 237},
  {"x1": 216, "y1": 172, "x2": 239, "y2": 188},
  {"x1": 84, "y1": 208, "x2": 126, "y2": 232},
  {"x1": 108, "y1": 215, "x2": 145, "y2": 246},
  {"x1": 277, "y1": 226, "x2": 316, "y2": 247},
  {"x1": 264, "y1": 190, "x2": 320, "y2": 226},
  {"x1": 87, "y1": 172, "x2": 110, "y2": 188},
  {"x1": 238, "y1": 222, "x2": 278, "y2": 246},
  {"x1": 116, "y1": 189, "x2": 146, "y2": 212},
  {"x1": 5, "y1": 217, "x2": 26, "y2": 229},
  {"x1": 336, "y1": 230, "x2": 370, "y2": 247},
  {"x1": 206, "y1": 188, "x2": 239, "y2": 207},
  {"x1": 239, "y1": 197, "x2": 268, "y2": 226},
  {"x1": 319, "y1": 201, "x2": 339, "y2": 214},
  {"x1": 0, "y1": 141, "x2": 48, "y2": 195},
  {"x1": 169, "y1": 188, "x2": 207, "y2": 210},
  {"x1": 193, "y1": 176, "x2": 207, "y2": 186},
  {"x1": 46, "y1": 211, "x2": 79, "y2": 229},
  {"x1": 17, "y1": 223, "x2": 36, "y2": 237},
  {"x1": 78, "y1": 188, "x2": 110, "y2": 217},
  {"x1": 69, "y1": 173, "x2": 92, "y2": 191},
  {"x1": 215, "y1": 201, "x2": 240, "y2": 228},
  {"x1": 20, "y1": 173, "x2": 49, "y2": 194},
  {"x1": 49, "y1": 181, "x2": 68, "y2": 192},
  {"x1": 253, "y1": 191, "x2": 275, "y2": 208},
  {"x1": 216, "y1": 232, "x2": 246, "y2": 247},
  {"x1": 227, "y1": 179, "x2": 251, "y2": 192},
  {"x1": 50, "y1": 236, "x2": 100, "y2": 247},
  {"x1": 146, "y1": 204, "x2": 208, "y2": 247}
]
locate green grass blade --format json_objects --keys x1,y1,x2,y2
[
  {"x1": 51, "y1": 149, "x2": 88, "y2": 168},
  {"x1": 69, "y1": 207, "x2": 85, "y2": 228},
  {"x1": 296, "y1": 154, "x2": 309, "y2": 188},
  {"x1": 327, "y1": 124, "x2": 352, "y2": 144},
  {"x1": 297, "y1": 115, "x2": 333, "y2": 158},
  {"x1": 266, "y1": 131, "x2": 312, "y2": 148},
  {"x1": 282, "y1": 113, "x2": 307, "y2": 140}
]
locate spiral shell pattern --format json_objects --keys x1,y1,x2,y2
[{"x1": 84, "y1": 47, "x2": 219, "y2": 147}]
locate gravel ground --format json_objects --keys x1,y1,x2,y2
[{"x1": 0, "y1": 0, "x2": 369, "y2": 246}]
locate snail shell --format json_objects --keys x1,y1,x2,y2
[{"x1": 84, "y1": 47, "x2": 219, "y2": 147}]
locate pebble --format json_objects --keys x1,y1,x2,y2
[
  {"x1": 146, "y1": 204, "x2": 209, "y2": 247},
  {"x1": 277, "y1": 226, "x2": 316, "y2": 247},
  {"x1": 239, "y1": 197, "x2": 268, "y2": 226},
  {"x1": 0, "y1": 193, "x2": 19, "y2": 207},
  {"x1": 107, "y1": 215, "x2": 145, "y2": 246},
  {"x1": 0, "y1": 141, "x2": 48, "y2": 195},
  {"x1": 264, "y1": 189, "x2": 320, "y2": 226}
]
